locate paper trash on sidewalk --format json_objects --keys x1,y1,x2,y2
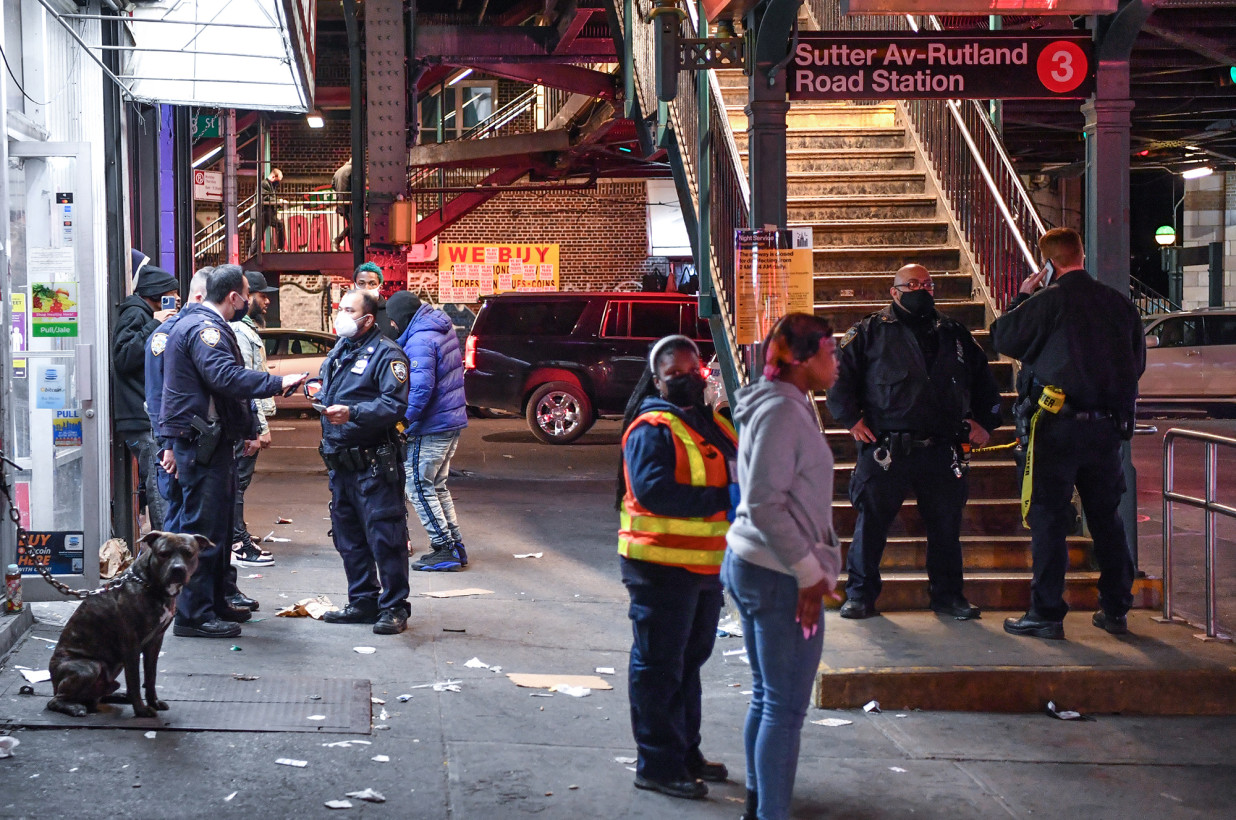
[
  {"x1": 324, "y1": 800, "x2": 352, "y2": 809},
  {"x1": 507, "y1": 673, "x2": 613, "y2": 691},
  {"x1": 1046, "y1": 700, "x2": 1091, "y2": 721},
  {"x1": 614, "y1": 756, "x2": 636, "y2": 765},
  {"x1": 18, "y1": 669, "x2": 51, "y2": 684},
  {"x1": 513, "y1": 552, "x2": 543, "y2": 559},
  {"x1": 716, "y1": 616, "x2": 743, "y2": 637},
  {"x1": 863, "y1": 700, "x2": 881, "y2": 714},
  {"x1": 550, "y1": 684, "x2": 591, "y2": 698},
  {"x1": 275, "y1": 758, "x2": 308, "y2": 768},
  {"x1": 276, "y1": 517, "x2": 293, "y2": 524},
  {"x1": 432, "y1": 681, "x2": 462, "y2": 693},
  {"x1": 419, "y1": 588, "x2": 494, "y2": 598},
  {"x1": 464, "y1": 657, "x2": 491, "y2": 669},
  {"x1": 353, "y1": 647, "x2": 377, "y2": 655},
  {"x1": 345, "y1": 789, "x2": 386, "y2": 803},
  {"x1": 595, "y1": 667, "x2": 615, "y2": 675},
  {"x1": 811, "y1": 718, "x2": 854, "y2": 727},
  {"x1": 372, "y1": 755, "x2": 390, "y2": 763},
  {"x1": 99, "y1": 538, "x2": 133, "y2": 580},
  {"x1": 275, "y1": 595, "x2": 339, "y2": 619},
  {"x1": 0, "y1": 737, "x2": 19, "y2": 758}
]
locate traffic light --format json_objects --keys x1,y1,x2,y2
[{"x1": 1218, "y1": 66, "x2": 1236, "y2": 87}]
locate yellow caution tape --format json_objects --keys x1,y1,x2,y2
[{"x1": 1020, "y1": 385, "x2": 1065, "y2": 528}]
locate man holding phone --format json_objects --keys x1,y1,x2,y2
[{"x1": 112, "y1": 264, "x2": 181, "y2": 532}]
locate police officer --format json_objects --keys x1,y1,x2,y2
[
  {"x1": 827, "y1": 263, "x2": 1001, "y2": 620},
  {"x1": 318, "y1": 290, "x2": 413, "y2": 635},
  {"x1": 158, "y1": 265, "x2": 305, "y2": 638},
  {"x1": 991, "y1": 227, "x2": 1145, "y2": 640}
]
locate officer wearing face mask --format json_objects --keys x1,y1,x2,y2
[
  {"x1": 319, "y1": 290, "x2": 413, "y2": 635},
  {"x1": 615, "y1": 334, "x2": 738, "y2": 801},
  {"x1": 826, "y1": 264, "x2": 1001, "y2": 622},
  {"x1": 159, "y1": 265, "x2": 307, "y2": 638}
]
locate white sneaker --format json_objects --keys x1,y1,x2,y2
[{"x1": 231, "y1": 542, "x2": 274, "y2": 567}]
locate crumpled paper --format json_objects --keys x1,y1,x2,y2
[
  {"x1": 275, "y1": 595, "x2": 338, "y2": 619},
  {"x1": 99, "y1": 538, "x2": 133, "y2": 580},
  {"x1": 346, "y1": 788, "x2": 386, "y2": 803},
  {"x1": 0, "y1": 737, "x2": 19, "y2": 758}
]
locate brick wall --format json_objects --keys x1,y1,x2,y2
[
  {"x1": 271, "y1": 119, "x2": 352, "y2": 179},
  {"x1": 407, "y1": 181, "x2": 667, "y2": 299},
  {"x1": 1181, "y1": 172, "x2": 1235, "y2": 309}
]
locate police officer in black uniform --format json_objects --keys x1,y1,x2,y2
[
  {"x1": 318, "y1": 290, "x2": 413, "y2": 635},
  {"x1": 827, "y1": 263, "x2": 1002, "y2": 620},
  {"x1": 992, "y1": 227, "x2": 1145, "y2": 640},
  {"x1": 158, "y1": 266, "x2": 306, "y2": 638}
]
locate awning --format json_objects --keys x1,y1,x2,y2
[{"x1": 56, "y1": 0, "x2": 316, "y2": 111}]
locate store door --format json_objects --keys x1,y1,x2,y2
[{"x1": 7, "y1": 142, "x2": 107, "y2": 596}]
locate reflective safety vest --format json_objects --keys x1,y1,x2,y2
[{"x1": 618, "y1": 409, "x2": 738, "y2": 574}]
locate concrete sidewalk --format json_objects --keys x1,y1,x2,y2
[{"x1": 2, "y1": 417, "x2": 1235, "y2": 819}]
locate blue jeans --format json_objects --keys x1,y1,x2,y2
[
  {"x1": 125, "y1": 431, "x2": 167, "y2": 531},
  {"x1": 721, "y1": 552, "x2": 824, "y2": 820},
  {"x1": 404, "y1": 431, "x2": 463, "y2": 549}
]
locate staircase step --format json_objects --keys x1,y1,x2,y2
[
  {"x1": 799, "y1": 219, "x2": 951, "y2": 247},
  {"x1": 831, "y1": 573, "x2": 1162, "y2": 614},
  {"x1": 816, "y1": 299, "x2": 986, "y2": 330},
  {"x1": 811, "y1": 608, "x2": 1236, "y2": 716},
  {"x1": 832, "y1": 534, "x2": 1093, "y2": 573},
  {"x1": 734, "y1": 128, "x2": 907, "y2": 151},
  {"x1": 786, "y1": 172, "x2": 927, "y2": 197},
  {"x1": 811, "y1": 245, "x2": 961, "y2": 273},
  {"x1": 728, "y1": 105, "x2": 897, "y2": 131},
  {"x1": 790, "y1": 195, "x2": 938, "y2": 222},
  {"x1": 814, "y1": 271, "x2": 970, "y2": 301},
  {"x1": 832, "y1": 458, "x2": 1020, "y2": 498},
  {"x1": 832, "y1": 497, "x2": 1021, "y2": 539},
  {"x1": 741, "y1": 148, "x2": 917, "y2": 174}
]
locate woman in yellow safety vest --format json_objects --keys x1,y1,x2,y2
[{"x1": 616, "y1": 334, "x2": 738, "y2": 801}]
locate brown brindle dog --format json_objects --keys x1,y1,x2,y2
[{"x1": 46, "y1": 532, "x2": 205, "y2": 718}]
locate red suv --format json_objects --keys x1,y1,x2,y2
[{"x1": 464, "y1": 292, "x2": 714, "y2": 443}]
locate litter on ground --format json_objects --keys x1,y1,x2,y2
[
  {"x1": 507, "y1": 673, "x2": 613, "y2": 691},
  {"x1": 420, "y1": 588, "x2": 494, "y2": 598}
]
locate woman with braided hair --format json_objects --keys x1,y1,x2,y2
[{"x1": 723, "y1": 312, "x2": 842, "y2": 820}]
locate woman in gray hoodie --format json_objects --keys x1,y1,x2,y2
[{"x1": 722, "y1": 313, "x2": 842, "y2": 820}]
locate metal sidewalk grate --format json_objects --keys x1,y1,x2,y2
[{"x1": 0, "y1": 673, "x2": 371, "y2": 733}]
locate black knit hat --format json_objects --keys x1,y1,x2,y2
[
  {"x1": 386, "y1": 290, "x2": 421, "y2": 335},
  {"x1": 134, "y1": 265, "x2": 179, "y2": 298}
]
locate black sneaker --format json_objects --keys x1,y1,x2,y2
[
  {"x1": 413, "y1": 546, "x2": 462, "y2": 572},
  {"x1": 323, "y1": 603, "x2": 380, "y2": 624},
  {"x1": 373, "y1": 607, "x2": 409, "y2": 635},
  {"x1": 231, "y1": 541, "x2": 274, "y2": 567},
  {"x1": 173, "y1": 618, "x2": 242, "y2": 638}
]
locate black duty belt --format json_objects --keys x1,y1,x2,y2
[{"x1": 319, "y1": 443, "x2": 381, "y2": 472}]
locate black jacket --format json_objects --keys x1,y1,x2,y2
[
  {"x1": 374, "y1": 297, "x2": 400, "y2": 341},
  {"x1": 990, "y1": 269, "x2": 1145, "y2": 418},
  {"x1": 318, "y1": 326, "x2": 410, "y2": 453},
  {"x1": 112, "y1": 295, "x2": 159, "y2": 434},
  {"x1": 827, "y1": 305, "x2": 1002, "y2": 438}
]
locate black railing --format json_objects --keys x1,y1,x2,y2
[{"x1": 1131, "y1": 278, "x2": 1180, "y2": 317}]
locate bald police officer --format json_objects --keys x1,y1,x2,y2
[
  {"x1": 158, "y1": 265, "x2": 306, "y2": 638},
  {"x1": 319, "y1": 290, "x2": 413, "y2": 635},
  {"x1": 827, "y1": 264, "x2": 1001, "y2": 621}
]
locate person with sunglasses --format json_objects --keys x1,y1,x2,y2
[{"x1": 827, "y1": 264, "x2": 1001, "y2": 621}]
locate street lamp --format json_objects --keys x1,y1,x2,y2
[
  {"x1": 1181, "y1": 166, "x2": 1213, "y2": 180},
  {"x1": 1154, "y1": 225, "x2": 1176, "y2": 246}
]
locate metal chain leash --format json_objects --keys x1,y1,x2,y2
[{"x1": 0, "y1": 447, "x2": 133, "y2": 599}]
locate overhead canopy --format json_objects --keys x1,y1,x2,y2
[{"x1": 123, "y1": 0, "x2": 315, "y2": 111}]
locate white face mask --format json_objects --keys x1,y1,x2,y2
[{"x1": 334, "y1": 313, "x2": 360, "y2": 339}]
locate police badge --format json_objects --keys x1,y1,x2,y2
[
  {"x1": 200, "y1": 327, "x2": 222, "y2": 347},
  {"x1": 391, "y1": 361, "x2": 408, "y2": 383},
  {"x1": 151, "y1": 333, "x2": 168, "y2": 356}
]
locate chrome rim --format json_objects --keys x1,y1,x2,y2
[{"x1": 534, "y1": 390, "x2": 582, "y2": 439}]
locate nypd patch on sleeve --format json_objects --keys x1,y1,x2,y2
[
  {"x1": 200, "y1": 327, "x2": 222, "y2": 347},
  {"x1": 839, "y1": 327, "x2": 858, "y2": 348},
  {"x1": 391, "y1": 361, "x2": 408, "y2": 383},
  {"x1": 151, "y1": 333, "x2": 168, "y2": 356}
]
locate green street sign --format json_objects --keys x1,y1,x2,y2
[{"x1": 192, "y1": 114, "x2": 221, "y2": 139}]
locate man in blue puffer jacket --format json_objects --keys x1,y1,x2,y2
[{"x1": 387, "y1": 291, "x2": 471, "y2": 571}]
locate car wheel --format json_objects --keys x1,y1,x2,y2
[{"x1": 526, "y1": 381, "x2": 594, "y2": 444}]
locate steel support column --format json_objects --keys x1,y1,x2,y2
[
  {"x1": 1084, "y1": 0, "x2": 1152, "y2": 568},
  {"x1": 223, "y1": 109, "x2": 239, "y2": 265},
  {"x1": 745, "y1": 0, "x2": 799, "y2": 230},
  {"x1": 343, "y1": 0, "x2": 366, "y2": 270},
  {"x1": 696, "y1": 0, "x2": 712, "y2": 318},
  {"x1": 364, "y1": 0, "x2": 409, "y2": 287},
  {"x1": 172, "y1": 106, "x2": 194, "y2": 282}
]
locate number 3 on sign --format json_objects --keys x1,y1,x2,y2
[{"x1": 1037, "y1": 41, "x2": 1088, "y2": 94}]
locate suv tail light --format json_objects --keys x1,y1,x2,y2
[{"x1": 464, "y1": 335, "x2": 477, "y2": 370}]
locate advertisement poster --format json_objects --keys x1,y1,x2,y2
[
  {"x1": 438, "y1": 243, "x2": 560, "y2": 301},
  {"x1": 10, "y1": 292, "x2": 27, "y2": 378},
  {"x1": 31, "y1": 281, "x2": 79, "y2": 337},
  {"x1": 733, "y1": 230, "x2": 814, "y2": 345},
  {"x1": 53, "y1": 410, "x2": 82, "y2": 446},
  {"x1": 16, "y1": 531, "x2": 85, "y2": 576},
  {"x1": 36, "y1": 365, "x2": 67, "y2": 409}
]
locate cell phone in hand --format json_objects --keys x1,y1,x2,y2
[
  {"x1": 161, "y1": 295, "x2": 177, "y2": 311},
  {"x1": 282, "y1": 372, "x2": 309, "y2": 397},
  {"x1": 311, "y1": 402, "x2": 327, "y2": 413},
  {"x1": 1040, "y1": 260, "x2": 1055, "y2": 286}
]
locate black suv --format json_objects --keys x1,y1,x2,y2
[{"x1": 464, "y1": 292, "x2": 714, "y2": 443}]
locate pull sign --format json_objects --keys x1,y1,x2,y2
[{"x1": 56, "y1": 193, "x2": 74, "y2": 247}]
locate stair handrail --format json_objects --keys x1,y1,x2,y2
[
  {"x1": 1131, "y1": 277, "x2": 1180, "y2": 316},
  {"x1": 194, "y1": 192, "x2": 257, "y2": 253},
  {"x1": 1162, "y1": 427, "x2": 1236, "y2": 641},
  {"x1": 410, "y1": 87, "x2": 541, "y2": 189}
]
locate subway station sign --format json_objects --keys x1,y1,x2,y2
[{"x1": 790, "y1": 32, "x2": 1094, "y2": 100}]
